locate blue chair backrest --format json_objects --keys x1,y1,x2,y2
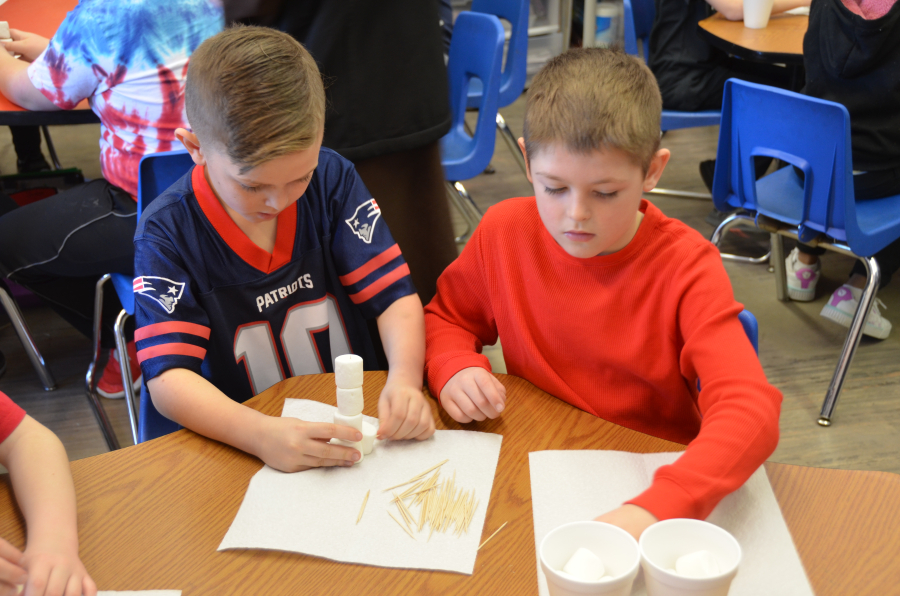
[
  {"x1": 467, "y1": 0, "x2": 529, "y2": 109},
  {"x1": 712, "y1": 79, "x2": 855, "y2": 245},
  {"x1": 738, "y1": 309, "x2": 759, "y2": 354},
  {"x1": 623, "y1": 0, "x2": 655, "y2": 63},
  {"x1": 442, "y1": 12, "x2": 505, "y2": 182}
]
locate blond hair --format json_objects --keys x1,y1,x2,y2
[
  {"x1": 185, "y1": 25, "x2": 325, "y2": 172},
  {"x1": 523, "y1": 47, "x2": 662, "y2": 172}
]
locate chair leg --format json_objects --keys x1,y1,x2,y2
[
  {"x1": 40, "y1": 126, "x2": 62, "y2": 171},
  {"x1": 647, "y1": 188, "x2": 713, "y2": 200},
  {"x1": 114, "y1": 309, "x2": 139, "y2": 445},
  {"x1": 0, "y1": 286, "x2": 56, "y2": 390},
  {"x1": 84, "y1": 274, "x2": 121, "y2": 451},
  {"x1": 447, "y1": 181, "x2": 483, "y2": 244},
  {"x1": 496, "y1": 112, "x2": 528, "y2": 177},
  {"x1": 818, "y1": 256, "x2": 881, "y2": 427},
  {"x1": 709, "y1": 213, "x2": 771, "y2": 265},
  {"x1": 770, "y1": 233, "x2": 788, "y2": 302}
]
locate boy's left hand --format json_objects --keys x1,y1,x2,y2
[
  {"x1": 594, "y1": 504, "x2": 658, "y2": 541},
  {"x1": 377, "y1": 381, "x2": 435, "y2": 441},
  {"x1": 21, "y1": 541, "x2": 96, "y2": 596}
]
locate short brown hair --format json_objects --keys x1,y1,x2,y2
[
  {"x1": 523, "y1": 47, "x2": 662, "y2": 171},
  {"x1": 185, "y1": 25, "x2": 325, "y2": 172}
]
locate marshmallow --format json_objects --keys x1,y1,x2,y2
[
  {"x1": 336, "y1": 386, "x2": 364, "y2": 416},
  {"x1": 361, "y1": 421, "x2": 376, "y2": 455},
  {"x1": 334, "y1": 354, "x2": 364, "y2": 389},
  {"x1": 333, "y1": 411, "x2": 363, "y2": 432},
  {"x1": 0, "y1": 22, "x2": 9, "y2": 39},
  {"x1": 675, "y1": 550, "x2": 721, "y2": 578},
  {"x1": 330, "y1": 438, "x2": 364, "y2": 463},
  {"x1": 562, "y1": 547, "x2": 605, "y2": 581}
]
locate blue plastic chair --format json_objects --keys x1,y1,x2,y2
[
  {"x1": 441, "y1": 11, "x2": 505, "y2": 243},
  {"x1": 623, "y1": 0, "x2": 721, "y2": 200},
  {"x1": 86, "y1": 149, "x2": 194, "y2": 447},
  {"x1": 697, "y1": 309, "x2": 758, "y2": 393},
  {"x1": 709, "y1": 79, "x2": 900, "y2": 426},
  {"x1": 467, "y1": 0, "x2": 530, "y2": 176}
]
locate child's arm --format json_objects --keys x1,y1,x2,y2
[
  {"x1": 149, "y1": 369, "x2": 365, "y2": 472},
  {"x1": 0, "y1": 416, "x2": 96, "y2": 596},
  {"x1": 374, "y1": 294, "x2": 435, "y2": 440},
  {"x1": 0, "y1": 33, "x2": 58, "y2": 111}
]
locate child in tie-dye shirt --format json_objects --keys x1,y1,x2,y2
[{"x1": 0, "y1": 0, "x2": 222, "y2": 396}]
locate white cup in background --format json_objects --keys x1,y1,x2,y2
[
  {"x1": 639, "y1": 519, "x2": 742, "y2": 596},
  {"x1": 743, "y1": 0, "x2": 776, "y2": 28},
  {"x1": 539, "y1": 521, "x2": 640, "y2": 596}
]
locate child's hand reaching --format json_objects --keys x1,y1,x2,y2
[
  {"x1": 440, "y1": 367, "x2": 506, "y2": 423},
  {"x1": 377, "y1": 381, "x2": 435, "y2": 441},
  {"x1": 594, "y1": 504, "x2": 658, "y2": 541},
  {"x1": 0, "y1": 539, "x2": 26, "y2": 596},
  {"x1": 253, "y1": 415, "x2": 364, "y2": 473},
  {"x1": 20, "y1": 538, "x2": 96, "y2": 596},
  {"x1": 2, "y1": 30, "x2": 50, "y2": 63}
]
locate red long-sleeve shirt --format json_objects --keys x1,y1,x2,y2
[{"x1": 425, "y1": 197, "x2": 782, "y2": 520}]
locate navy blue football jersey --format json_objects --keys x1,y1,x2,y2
[{"x1": 134, "y1": 147, "x2": 416, "y2": 409}]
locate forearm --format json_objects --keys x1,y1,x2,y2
[
  {"x1": 376, "y1": 294, "x2": 425, "y2": 387},
  {"x1": 2, "y1": 418, "x2": 79, "y2": 551},
  {"x1": 148, "y1": 369, "x2": 269, "y2": 459},
  {"x1": 0, "y1": 54, "x2": 57, "y2": 111}
]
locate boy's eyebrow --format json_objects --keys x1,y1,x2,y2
[
  {"x1": 237, "y1": 166, "x2": 317, "y2": 187},
  {"x1": 535, "y1": 172, "x2": 624, "y2": 184}
]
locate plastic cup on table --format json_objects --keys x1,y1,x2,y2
[
  {"x1": 539, "y1": 521, "x2": 640, "y2": 596},
  {"x1": 639, "y1": 519, "x2": 742, "y2": 596},
  {"x1": 743, "y1": 0, "x2": 776, "y2": 28}
]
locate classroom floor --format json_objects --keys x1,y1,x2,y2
[{"x1": 0, "y1": 94, "x2": 897, "y2": 474}]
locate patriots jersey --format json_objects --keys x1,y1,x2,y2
[{"x1": 134, "y1": 147, "x2": 416, "y2": 410}]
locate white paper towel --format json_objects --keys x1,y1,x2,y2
[
  {"x1": 98, "y1": 592, "x2": 181, "y2": 595},
  {"x1": 219, "y1": 399, "x2": 503, "y2": 575},
  {"x1": 530, "y1": 451, "x2": 814, "y2": 596}
]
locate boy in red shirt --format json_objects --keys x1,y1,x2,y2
[{"x1": 424, "y1": 48, "x2": 782, "y2": 539}]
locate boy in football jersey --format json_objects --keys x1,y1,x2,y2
[
  {"x1": 424, "y1": 48, "x2": 782, "y2": 539},
  {"x1": 133, "y1": 26, "x2": 434, "y2": 471}
]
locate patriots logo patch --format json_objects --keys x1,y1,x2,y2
[
  {"x1": 133, "y1": 276, "x2": 186, "y2": 314},
  {"x1": 345, "y1": 198, "x2": 381, "y2": 244}
]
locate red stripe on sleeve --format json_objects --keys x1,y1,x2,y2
[
  {"x1": 338, "y1": 244, "x2": 402, "y2": 286},
  {"x1": 347, "y1": 263, "x2": 411, "y2": 305},
  {"x1": 135, "y1": 321, "x2": 211, "y2": 341},
  {"x1": 137, "y1": 343, "x2": 207, "y2": 364}
]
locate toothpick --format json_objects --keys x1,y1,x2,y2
[
  {"x1": 477, "y1": 521, "x2": 508, "y2": 551},
  {"x1": 388, "y1": 510, "x2": 416, "y2": 540},
  {"x1": 382, "y1": 459, "x2": 449, "y2": 492},
  {"x1": 356, "y1": 490, "x2": 370, "y2": 524}
]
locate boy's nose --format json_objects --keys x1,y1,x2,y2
[{"x1": 566, "y1": 195, "x2": 591, "y2": 221}]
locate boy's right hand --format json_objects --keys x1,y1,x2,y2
[
  {"x1": 440, "y1": 367, "x2": 506, "y2": 423},
  {"x1": 0, "y1": 539, "x2": 26, "y2": 596},
  {"x1": 254, "y1": 416, "x2": 363, "y2": 473}
]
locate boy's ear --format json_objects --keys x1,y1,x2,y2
[
  {"x1": 175, "y1": 128, "x2": 207, "y2": 166},
  {"x1": 642, "y1": 148, "x2": 671, "y2": 192},
  {"x1": 517, "y1": 137, "x2": 533, "y2": 184}
]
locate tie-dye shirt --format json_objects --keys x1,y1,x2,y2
[{"x1": 27, "y1": 0, "x2": 223, "y2": 196}]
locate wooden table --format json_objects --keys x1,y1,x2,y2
[
  {"x1": 1, "y1": 372, "x2": 898, "y2": 594},
  {"x1": 0, "y1": 0, "x2": 98, "y2": 125},
  {"x1": 698, "y1": 12, "x2": 807, "y2": 65}
]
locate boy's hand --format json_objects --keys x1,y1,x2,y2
[
  {"x1": 377, "y1": 381, "x2": 435, "y2": 441},
  {"x1": 20, "y1": 539, "x2": 96, "y2": 596},
  {"x1": 254, "y1": 416, "x2": 363, "y2": 473},
  {"x1": 440, "y1": 367, "x2": 506, "y2": 423},
  {"x1": 594, "y1": 504, "x2": 658, "y2": 541},
  {"x1": 3, "y1": 30, "x2": 50, "y2": 63},
  {"x1": 0, "y1": 539, "x2": 26, "y2": 596}
]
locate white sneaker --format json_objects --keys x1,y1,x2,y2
[
  {"x1": 785, "y1": 247, "x2": 820, "y2": 302},
  {"x1": 820, "y1": 284, "x2": 892, "y2": 339}
]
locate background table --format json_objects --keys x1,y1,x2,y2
[
  {"x1": 1, "y1": 372, "x2": 897, "y2": 594},
  {"x1": 0, "y1": 0, "x2": 98, "y2": 125},
  {"x1": 698, "y1": 13, "x2": 807, "y2": 65}
]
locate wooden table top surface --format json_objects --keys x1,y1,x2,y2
[
  {"x1": 698, "y1": 13, "x2": 808, "y2": 64},
  {"x1": 0, "y1": 0, "x2": 94, "y2": 121},
  {"x1": 1, "y1": 372, "x2": 898, "y2": 595}
]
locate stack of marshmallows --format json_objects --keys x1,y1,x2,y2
[{"x1": 331, "y1": 354, "x2": 377, "y2": 463}]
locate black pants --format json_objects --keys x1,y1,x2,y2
[
  {"x1": 0, "y1": 179, "x2": 137, "y2": 348},
  {"x1": 796, "y1": 166, "x2": 900, "y2": 289}
]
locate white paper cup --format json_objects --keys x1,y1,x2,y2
[
  {"x1": 639, "y1": 519, "x2": 741, "y2": 596},
  {"x1": 743, "y1": 0, "x2": 775, "y2": 28},
  {"x1": 539, "y1": 521, "x2": 640, "y2": 596}
]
